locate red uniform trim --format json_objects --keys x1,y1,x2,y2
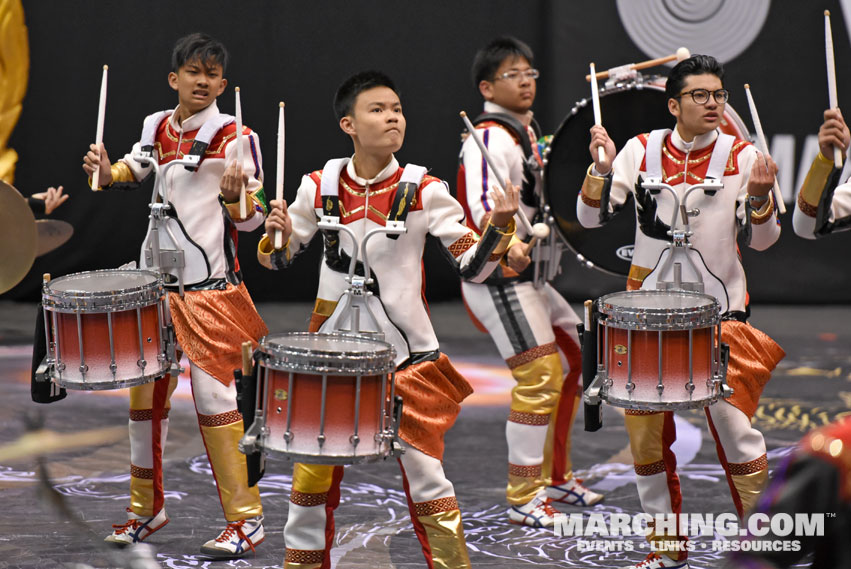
[{"x1": 637, "y1": 132, "x2": 751, "y2": 184}]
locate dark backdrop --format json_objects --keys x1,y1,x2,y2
[{"x1": 7, "y1": 0, "x2": 851, "y2": 304}]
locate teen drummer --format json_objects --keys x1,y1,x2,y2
[
  {"x1": 259, "y1": 70, "x2": 518, "y2": 569},
  {"x1": 578, "y1": 55, "x2": 785, "y2": 569},
  {"x1": 457, "y1": 36, "x2": 602, "y2": 529},
  {"x1": 81, "y1": 33, "x2": 268, "y2": 557}
]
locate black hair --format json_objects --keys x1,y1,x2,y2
[
  {"x1": 171, "y1": 32, "x2": 229, "y2": 74},
  {"x1": 665, "y1": 54, "x2": 725, "y2": 100},
  {"x1": 333, "y1": 70, "x2": 398, "y2": 120},
  {"x1": 471, "y1": 36, "x2": 534, "y2": 88}
]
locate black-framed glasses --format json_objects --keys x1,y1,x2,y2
[
  {"x1": 676, "y1": 88, "x2": 729, "y2": 105},
  {"x1": 494, "y1": 68, "x2": 540, "y2": 82}
]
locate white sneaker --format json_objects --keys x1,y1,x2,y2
[
  {"x1": 547, "y1": 477, "x2": 604, "y2": 507},
  {"x1": 622, "y1": 552, "x2": 690, "y2": 569},
  {"x1": 508, "y1": 492, "x2": 560, "y2": 528},
  {"x1": 105, "y1": 508, "x2": 169, "y2": 545},
  {"x1": 200, "y1": 515, "x2": 264, "y2": 558}
]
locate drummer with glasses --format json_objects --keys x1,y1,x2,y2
[
  {"x1": 578, "y1": 54, "x2": 784, "y2": 569},
  {"x1": 457, "y1": 36, "x2": 602, "y2": 530}
]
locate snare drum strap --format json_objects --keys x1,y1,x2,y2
[
  {"x1": 140, "y1": 110, "x2": 236, "y2": 173},
  {"x1": 385, "y1": 164, "x2": 427, "y2": 239},
  {"x1": 473, "y1": 112, "x2": 542, "y2": 206}
]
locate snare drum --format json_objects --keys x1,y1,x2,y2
[
  {"x1": 596, "y1": 290, "x2": 726, "y2": 410},
  {"x1": 254, "y1": 332, "x2": 398, "y2": 464},
  {"x1": 42, "y1": 269, "x2": 169, "y2": 390}
]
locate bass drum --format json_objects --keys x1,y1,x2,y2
[{"x1": 543, "y1": 76, "x2": 750, "y2": 276}]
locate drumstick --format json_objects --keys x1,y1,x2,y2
[
  {"x1": 825, "y1": 10, "x2": 844, "y2": 168},
  {"x1": 459, "y1": 111, "x2": 542, "y2": 238},
  {"x1": 743, "y1": 84, "x2": 786, "y2": 214},
  {"x1": 92, "y1": 65, "x2": 108, "y2": 191},
  {"x1": 583, "y1": 299, "x2": 593, "y2": 331},
  {"x1": 241, "y1": 341, "x2": 253, "y2": 376},
  {"x1": 585, "y1": 47, "x2": 690, "y2": 81},
  {"x1": 274, "y1": 102, "x2": 286, "y2": 249},
  {"x1": 589, "y1": 63, "x2": 607, "y2": 167},
  {"x1": 234, "y1": 87, "x2": 247, "y2": 219}
]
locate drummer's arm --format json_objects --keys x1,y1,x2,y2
[
  {"x1": 220, "y1": 128, "x2": 268, "y2": 232},
  {"x1": 793, "y1": 152, "x2": 851, "y2": 239},
  {"x1": 461, "y1": 128, "x2": 520, "y2": 233},
  {"x1": 738, "y1": 147, "x2": 780, "y2": 251},
  {"x1": 257, "y1": 175, "x2": 318, "y2": 270},
  {"x1": 576, "y1": 139, "x2": 635, "y2": 228},
  {"x1": 425, "y1": 179, "x2": 514, "y2": 283}
]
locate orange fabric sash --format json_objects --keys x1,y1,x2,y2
[
  {"x1": 722, "y1": 320, "x2": 785, "y2": 419},
  {"x1": 395, "y1": 354, "x2": 474, "y2": 460},
  {"x1": 168, "y1": 282, "x2": 268, "y2": 386}
]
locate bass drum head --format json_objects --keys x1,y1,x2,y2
[{"x1": 543, "y1": 77, "x2": 748, "y2": 276}]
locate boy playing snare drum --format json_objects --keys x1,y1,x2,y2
[{"x1": 259, "y1": 70, "x2": 519, "y2": 569}]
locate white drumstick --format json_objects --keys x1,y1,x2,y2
[
  {"x1": 274, "y1": 102, "x2": 286, "y2": 250},
  {"x1": 744, "y1": 84, "x2": 786, "y2": 214},
  {"x1": 92, "y1": 65, "x2": 108, "y2": 191},
  {"x1": 826, "y1": 10, "x2": 844, "y2": 168},
  {"x1": 589, "y1": 62, "x2": 606, "y2": 167},
  {"x1": 235, "y1": 87, "x2": 247, "y2": 219},
  {"x1": 459, "y1": 111, "x2": 541, "y2": 237}
]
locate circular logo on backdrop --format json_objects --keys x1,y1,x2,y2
[{"x1": 616, "y1": 0, "x2": 771, "y2": 64}]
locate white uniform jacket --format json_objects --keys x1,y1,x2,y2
[
  {"x1": 258, "y1": 156, "x2": 514, "y2": 353},
  {"x1": 577, "y1": 128, "x2": 780, "y2": 314},
  {"x1": 112, "y1": 102, "x2": 266, "y2": 284}
]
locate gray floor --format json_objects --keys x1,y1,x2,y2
[{"x1": 1, "y1": 300, "x2": 846, "y2": 568}]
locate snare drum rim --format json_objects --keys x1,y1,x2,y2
[
  {"x1": 42, "y1": 269, "x2": 164, "y2": 313},
  {"x1": 598, "y1": 290, "x2": 721, "y2": 330},
  {"x1": 259, "y1": 332, "x2": 396, "y2": 375}
]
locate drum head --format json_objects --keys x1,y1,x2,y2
[
  {"x1": 544, "y1": 78, "x2": 748, "y2": 276},
  {"x1": 48, "y1": 269, "x2": 160, "y2": 293},
  {"x1": 261, "y1": 332, "x2": 395, "y2": 375},
  {"x1": 599, "y1": 290, "x2": 720, "y2": 329}
]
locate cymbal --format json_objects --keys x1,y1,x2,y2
[
  {"x1": 35, "y1": 219, "x2": 74, "y2": 257},
  {"x1": 0, "y1": 426, "x2": 127, "y2": 462},
  {"x1": 0, "y1": 180, "x2": 36, "y2": 294}
]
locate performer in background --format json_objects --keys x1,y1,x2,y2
[
  {"x1": 81, "y1": 33, "x2": 268, "y2": 558},
  {"x1": 259, "y1": 70, "x2": 518, "y2": 569},
  {"x1": 27, "y1": 186, "x2": 68, "y2": 215},
  {"x1": 579, "y1": 55, "x2": 784, "y2": 569},
  {"x1": 792, "y1": 108, "x2": 851, "y2": 238},
  {"x1": 457, "y1": 36, "x2": 602, "y2": 529},
  {"x1": 724, "y1": 416, "x2": 851, "y2": 569}
]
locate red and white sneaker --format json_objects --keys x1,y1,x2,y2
[
  {"x1": 105, "y1": 507, "x2": 169, "y2": 545},
  {"x1": 508, "y1": 491, "x2": 561, "y2": 528},
  {"x1": 200, "y1": 515, "x2": 264, "y2": 558},
  {"x1": 547, "y1": 477, "x2": 604, "y2": 507},
  {"x1": 622, "y1": 552, "x2": 689, "y2": 569}
]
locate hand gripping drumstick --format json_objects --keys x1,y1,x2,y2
[
  {"x1": 274, "y1": 102, "x2": 286, "y2": 250},
  {"x1": 743, "y1": 84, "x2": 786, "y2": 214},
  {"x1": 585, "y1": 47, "x2": 690, "y2": 82},
  {"x1": 459, "y1": 111, "x2": 549, "y2": 241},
  {"x1": 92, "y1": 65, "x2": 108, "y2": 191},
  {"x1": 589, "y1": 62, "x2": 607, "y2": 168},
  {"x1": 234, "y1": 87, "x2": 248, "y2": 219},
  {"x1": 825, "y1": 10, "x2": 844, "y2": 168}
]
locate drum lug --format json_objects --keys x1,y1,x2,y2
[
  {"x1": 79, "y1": 364, "x2": 89, "y2": 375},
  {"x1": 284, "y1": 430, "x2": 293, "y2": 443},
  {"x1": 137, "y1": 358, "x2": 147, "y2": 370},
  {"x1": 583, "y1": 370, "x2": 606, "y2": 405},
  {"x1": 317, "y1": 434, "x2": 326, "y2": 448},
  {"x1": 349, "y1": 434, "x2": 360, "y2": 447}
]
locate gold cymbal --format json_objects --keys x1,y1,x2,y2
[
  {"x1": 35, "y1": 219, "x2": 73, "y2": 257},
  {"x1": 0, "y1": 180, "x2": 36, "y2": 294},
  {"x1": 0, "y1": 426, "x2": 127, "y2": 462}
]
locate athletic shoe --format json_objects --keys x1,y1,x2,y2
[
  {"x1": 547, "y1": 477, "x2": 604, "y2": 506},
  {"x1": 200, "y1": 515, "x2": 264, "y2": 558},
  {"x1": 105, "y1": 507, "x2": 169, "y2": 545},
  {"x1": 622, "y1": 552, "x2": 690, "y2": 569},
  {"x1": 508, "y1": 491, "x2": 560, "y2": 528}
]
